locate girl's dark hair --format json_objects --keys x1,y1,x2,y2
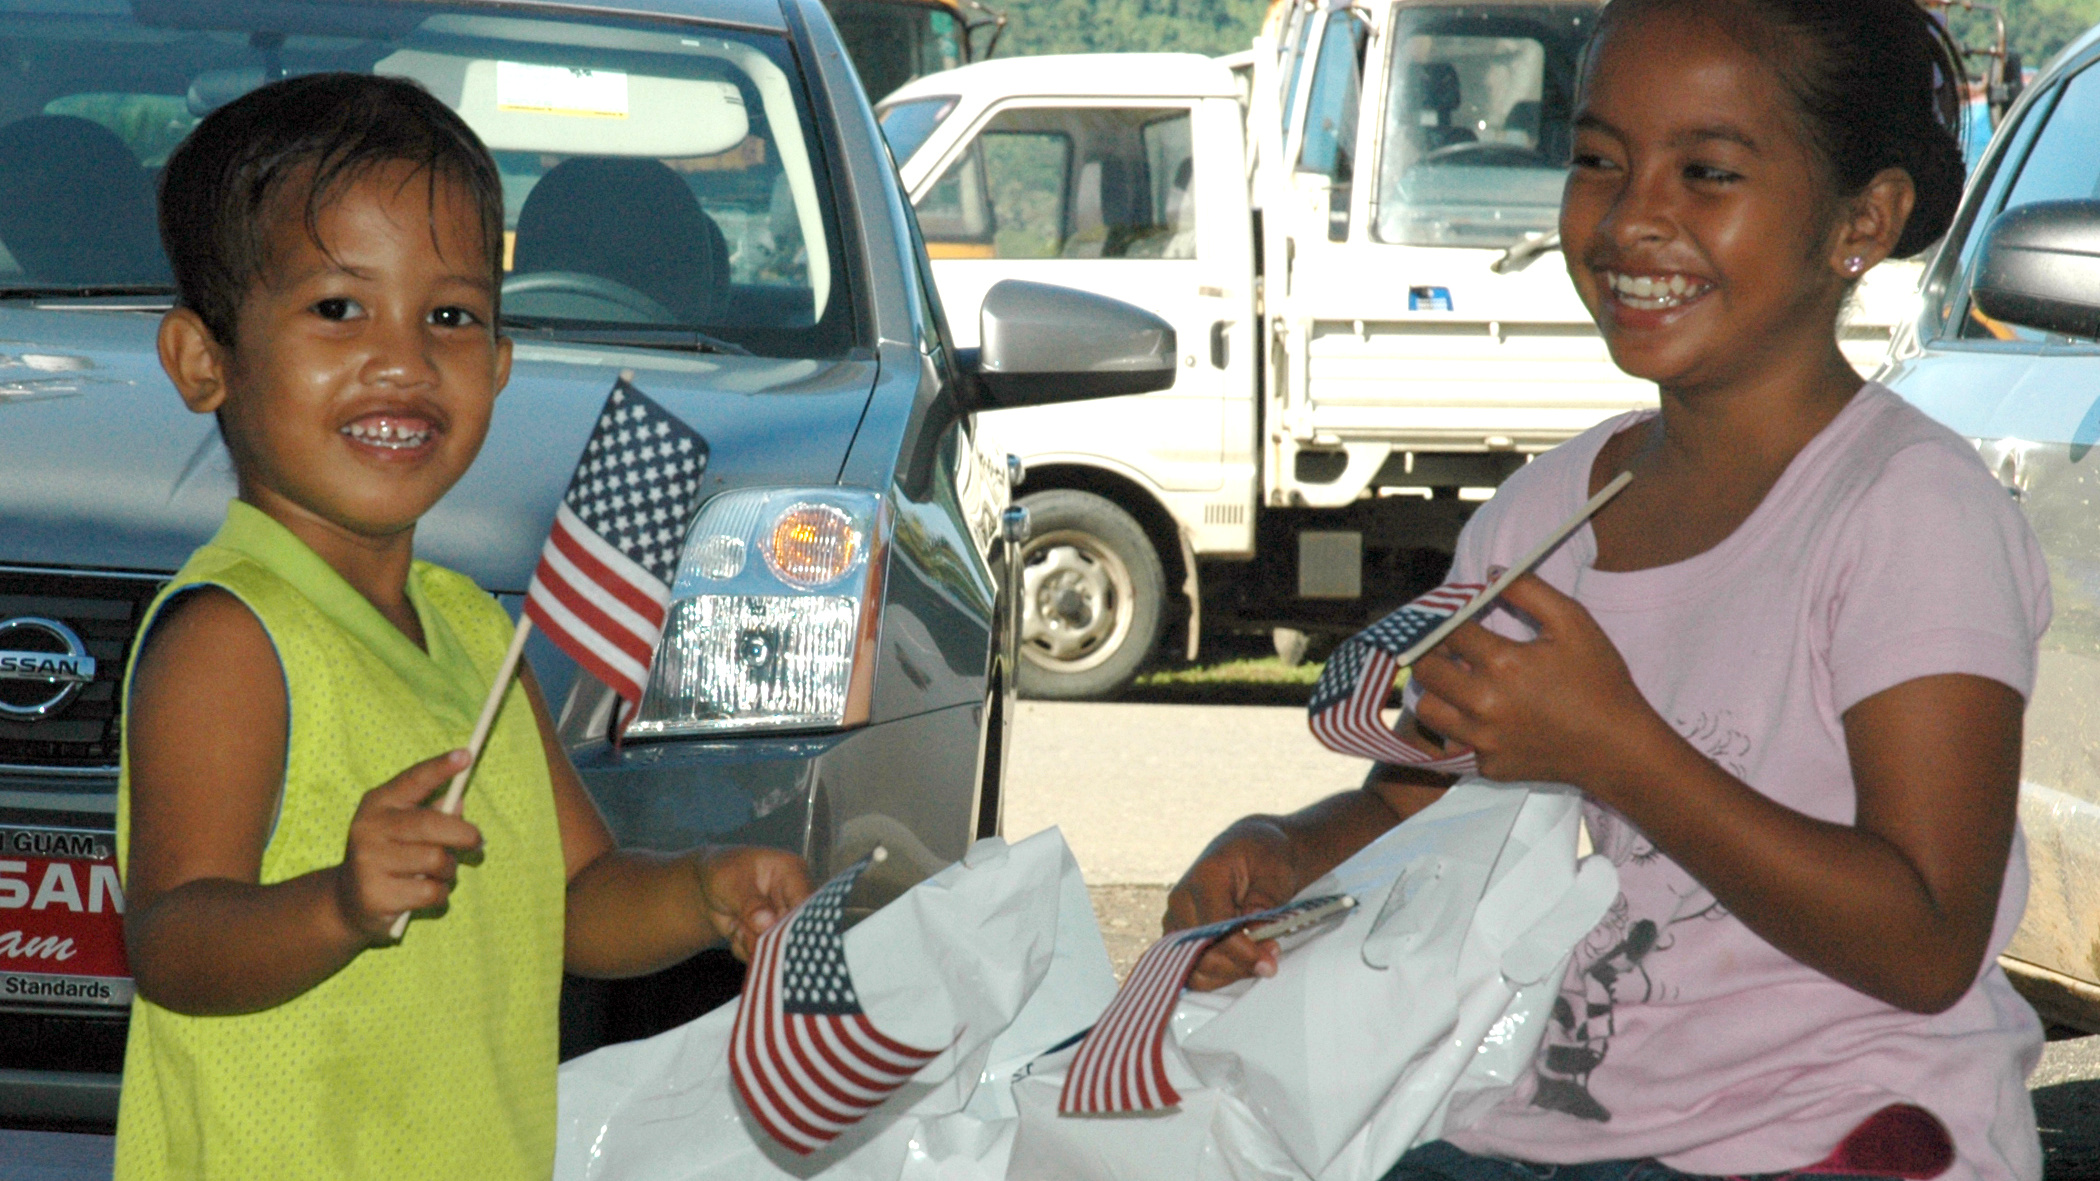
[
  {"x1": 158, "y1": 72, "x2": 504, "y2": 345},
  {"x1": 1597, "y1": 0, "x2": 1969, "y2": 259}
]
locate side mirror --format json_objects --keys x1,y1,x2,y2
[
  {"x1": 960, "y1": 280, "x2": 1177, "y2": 410},
  {"x1": 1971, "y1": 199, "x2": 2100, "y2": 341}
]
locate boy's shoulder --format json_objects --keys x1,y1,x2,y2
[{"x1": 408, "y1": 559, "x2": 516, "y2": 654}]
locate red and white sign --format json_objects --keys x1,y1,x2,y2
[{"x1": 0, "y1": 825, "x2": 130, "y2": 1010}]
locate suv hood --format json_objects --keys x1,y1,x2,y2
[{"x1": 0, "y1": 306, "x2": 879, "y2": 590}]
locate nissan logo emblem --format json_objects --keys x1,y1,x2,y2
[{"x1": 0, "y1": 616, "x2": 97, "y2": 722}]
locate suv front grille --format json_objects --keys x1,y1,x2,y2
[{"x1": 0, "y1": 568, "x2": 165, "y2": 770}]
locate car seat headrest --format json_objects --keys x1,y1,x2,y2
[
  {"x1": 1410, "y1": 63, "x2": 1463, "y2": 118},
  {"x1": 0, "y1": 115, "x2": 169, "y2": 285},
  {"x1": 511, "y1": 156, "x2": 727, "y2": 323}
]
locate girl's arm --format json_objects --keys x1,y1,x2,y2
[
  {"x1": 530, "y1": 670, "x2": 810, "y2": 978},
  {"x1": 1414, "y1": 574, "x2": 2021, "y2": 1015},
  {"x1": 1163, "y1": 729, "x2": 1456, "y2": 991},
  {"x1": 124, "y1": 590, "x2": 484, "y2": 1015}
]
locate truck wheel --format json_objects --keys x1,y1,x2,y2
[
  {"x1": 1272, "y1": 627, "x2": 1310, "y2": 667},
  {"x1": 1015, "y1": 490, "x2": 1165, "y2": 700}
]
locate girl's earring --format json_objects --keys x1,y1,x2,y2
[{"x1": 1843, "y1": 255, "x2": 1866, "y2": 276}]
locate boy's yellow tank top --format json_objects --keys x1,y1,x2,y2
[{"x1": 113, "y1": 501, "x2": 566, "y2": 1180}]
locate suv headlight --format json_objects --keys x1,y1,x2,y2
[{"x1": 627, "y1": 488, "x2": 885, "y2": 737}]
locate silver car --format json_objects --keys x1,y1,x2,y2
[{"x1": 1882, "y1": 21, "x2": 2100, "y2": 1030}]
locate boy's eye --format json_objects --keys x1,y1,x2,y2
[
  {"x1": 1570, "y1": 150, "x2": 1618, "y2": 173},
  {"x1": 312, "y1": 297, "x2": 363, "y2": 321},
  {"x1": 430, "y1": 306, "x2": 482, "y2": 329}
]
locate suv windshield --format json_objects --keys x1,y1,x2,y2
[
  {"x1": 0, "y1": 0, "x2": 852, "y2": 358},
  {"x1": 1373, "y1": 4, "x2": 1594, "y2": 249}
]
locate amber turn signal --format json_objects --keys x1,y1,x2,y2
[{"x1": 764, "y1": 503, "x2": 860, "y2": 587}]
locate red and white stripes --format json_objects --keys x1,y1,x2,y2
[
  {"x1": 729, "y1": 898, "x2": 942, "y2": 1155},
  {"x1": 1058, "y1": 930, "x2": 1215, "y2": 1114},
  {"x1": 523, "y1": 503, "x2": 670, "y2": 707}
]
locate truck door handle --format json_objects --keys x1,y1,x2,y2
[{"x1": 1210, "y1": 320, "x2": 1230, "y2": 369}]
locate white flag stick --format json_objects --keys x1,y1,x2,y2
[
  {"x1": 1392, "y1": 470, "x2": 1633, "y2": 668},
  {"x1": 389, "y1": 613, "x2": 535, "y2": 940}
]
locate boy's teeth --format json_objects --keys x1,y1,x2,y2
[{"x1": 342, "y1": 417, "x2": 433, "y2": 450}]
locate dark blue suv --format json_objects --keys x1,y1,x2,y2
[{"x1": 0, "y1": 0, "x2": 1171, "y2": 1125}]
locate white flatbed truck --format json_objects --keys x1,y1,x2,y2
[{"x1": 879, "y1": 0, "x2": 1923, "y2": 698}]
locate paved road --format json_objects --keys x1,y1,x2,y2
[
  {"x1": 10, "y1": 699, "x2": 2100, "y2": 1177},
  {"x1": 1003, "y1": 699, "x2": 1368, "y2": 886}
]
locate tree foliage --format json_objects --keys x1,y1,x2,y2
[
  {"x1": 990, "y1": 0, "x2": 1267, "y2": 58},
  {"x1": 1947, "y1": 0, "x2": 2100, "y2": 75},
  {"x1": 985, "y1": 0, "x2": 2100, "y2": 72}
]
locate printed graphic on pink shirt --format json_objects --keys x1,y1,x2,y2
[{"x1": 1532, "y1": 711, "x2": 1750, "y2": 1122}]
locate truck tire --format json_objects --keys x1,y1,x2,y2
[{"x1": 1015, "y1": 490, "x2": 1165, "y2": 700}]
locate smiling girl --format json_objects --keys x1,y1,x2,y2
[{"x1": 1165, "y1": 2, "x2": 2048, "y2": 1178}]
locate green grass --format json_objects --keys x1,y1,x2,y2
[
  {"x1": 1117, "y1": 652, "x2": 1361, "y2": 705},
  {"x1": 1135, "y1": 655, "x2": 1325, "y2": 687}
]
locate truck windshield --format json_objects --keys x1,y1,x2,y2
[
  {"x1": 1373, "y1": 4, "x2": 1595, "y2": 249},
  {"x1": 0, "y1": 1, "x2": 852, "y2": 359}
]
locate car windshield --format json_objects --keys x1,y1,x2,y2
[
  {"x1": 1373, "y1": 4, "x2": 1594, "y2": 249},
  {"x1": 878, "y1": 95, "x2": 956, "y2": 166},
  {"x1": 0, "y1": 0, "x2": 852, "y2": 359}
]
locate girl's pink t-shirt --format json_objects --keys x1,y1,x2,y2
[{"x1": 1422, "y1": 384, "x2": 2049, "y2": 1180}]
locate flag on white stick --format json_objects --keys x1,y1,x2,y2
[
  {"x1": 1306, "y1": 471, "x2": 1633, "y2": 773},
  {"x1": 388, "y1": 376, "x2": 710, "y2": 940},
  {"x1": 1058, "y1": 894, "x2": 1353, "y2": 1115},
  {"x1": 524, "y1": 375, "x2": 709, "y2": 732},
  {"x1": 1308, "y1": 582, "x2": 1487, "y2": 773},
  {"x1": 731, "y1": 851, "x2": 947, "y2": 1155}
]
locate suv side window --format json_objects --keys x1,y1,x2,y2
[
  {"x1": 1956, "y1": 61, "x2": 2100, "y2": 343},
  {"x1": 916, "y1": 106, "x2": 1197, "y2": 260}
]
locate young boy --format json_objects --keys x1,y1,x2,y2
[{"x1": 116, "y1": 73, "x2": 810, "y2": 1179}]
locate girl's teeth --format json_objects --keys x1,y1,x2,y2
[{"x1": 1607, "y1": 271, "x2": 1705, "y2": 310}]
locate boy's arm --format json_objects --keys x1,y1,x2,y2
[
  {"x1": 528, "y1": 670, "x2": 810, "y2": 978},
  {"x1": 124, "y1": 590, "x2": 484, "y2": 1015}
]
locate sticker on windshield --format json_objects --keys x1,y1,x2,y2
[
  {"x1": 496, "y1": 62, "x2": 630, "y2": 119},
  {"x1": 1408, "y1": 286, "x2": 1453, "y2": 312}
]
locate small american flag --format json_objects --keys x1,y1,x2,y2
[
  {"x1": 1059, "y1": 895, "x2": 1350, "y2": 1115},
  {"x1": 730, "y1": 854, "x2": 945, "y2": 1156},
  {"x1": 523, "y1": 376, "x2": 708, "y2": 728},
  {"x1": 1306, "y1": 582, "x2": 1484, "y2": 774}
]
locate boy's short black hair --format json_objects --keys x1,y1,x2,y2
[{"x1": 158, "y1": 72, "x2": 504, "y2": 345}]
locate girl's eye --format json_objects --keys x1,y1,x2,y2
[
  {"x1": 1685, "y1": 163, "x2": 1742, "y2": 185},
  {"x1": 1570, "y1": 151, "x2": 1618, "y2": 172},
  {"x1": 430, "y1": 306, "x2": 482, "y2": 329},
  {"x1": 312, "y1": 297, "x2": 363, "y2": 321}
]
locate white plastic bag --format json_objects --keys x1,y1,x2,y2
[
  {"x1": 1010, "y1": 780, "x2": 1618, "y2": 1181},
  {"x1": 555, "y1": 826, "x2": 1116, "y2": 1181}
]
